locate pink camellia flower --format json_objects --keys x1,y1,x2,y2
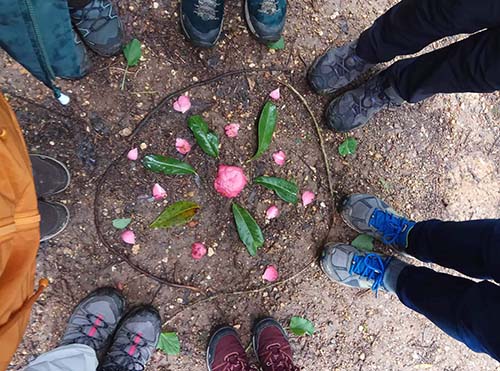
[
  {"x1": 191, "y1": 242, "x2": 207, "y2": 260},
  {"x1": 127, "y1": 148, "x2": 138, "y2": 161},
  {"x1": 302, "y1": 191, "x2": 315, "y2": 206},
  {"x1": 214, "y1": 165, "x2": 248, "y2": 198},
  {"x1": 173, "y1": 95, "x2": 191, "y2": 113},
  {"x1": 121, "y1": 230, "x2": 135, "y2": 244},
  {"x1": 152, "y1": 183, "x2": 167, "y2": 200},
  {"x1": 269, "y1": 88, "x2": 280, "y2": 100},
  {"x1": 262, "y1": 265, "x2": 279, "y2": 282},
  {"x1": 175, "y1": 138, "x2": 191, "y2": 154},
  {"x1": 272, "y1": 150, "x2": 286, "y2": 166},
  {"x1": 266, "y1": 205, "x2": 280, "y2": 219},
  {"x1": 224, "y1": 123, "x2": 240, "y2": 138}
]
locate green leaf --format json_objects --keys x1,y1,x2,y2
[
  {"x1": 338, "y1": 137, "x2": 358, "y2": 156},
  {"x1": 251, "y1": 102, "x2": 278, "y2": 160},
  {"x1": 351, "y1": 234, "x2": 374, "y2": 252},
  {"x1": 142, "y1": 154, "x2": 197, "y2": 175},
  {"x1": 254, "y1": 176, "x2": 298, "y2": 204},
  {"x1": 157, "y1": 332, "x2": 180, "y2": 355},
  {"x1": 123, "y1": 39, "x2": 142, "y2": 67},
  {"x1": 112, "y1": 218, "x2": 131, "y2": 229},
  {"x1": 289, "y1": 316, "x2": 315, "y2": 336},
  {"x1": 188, "y1": 115, "x2": 219, "y2": 158},
  {"x1": 150, "y1": 201, "x2": 200, "y2": 229},
  {"x1": 268, "y1": 37, "x2": 285, "y2": 50},
  {"x1": 232, "y1": 203, "x2": 264, "y2": 256}
]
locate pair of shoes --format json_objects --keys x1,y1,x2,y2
[
  {"x1": 68, "y1": 0, "x2": 124, "y2": 77},
  {"x1": 181, "y1": 0, "x2": 286, "y2": 47},
  {"x1": 31, "y1": 154, "x2": 71, "y2": 242},
  {"x1": 60, "y1": 287, "x2": 161, "y2": 371},
  {"x1": 307, "y1": 40, "x2": 403, "y2": 132},
  {"x1": 320, "y1": 194, "x2": 415, "y2": 294},
  {"x1": 207, "y1": 318, "x2": 299, "y2": 371}
]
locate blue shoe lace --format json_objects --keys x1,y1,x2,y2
[
  {"x1": 349, "y1": 253, "x2": 392, "y2": 294},
  {"x1": 368, "y1": 209, "x2": 415, "y2": 247}
]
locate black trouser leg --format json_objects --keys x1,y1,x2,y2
[{"x1": 67, "y1": 0, "x2": 91, "y2": 9}]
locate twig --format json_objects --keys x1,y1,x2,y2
[{"x1": 120, "y1": 65, "x2": 129, "y2": 91}]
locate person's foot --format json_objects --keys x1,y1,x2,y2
[
  {"x1": 99, "y1": 306, "x2": 161, "y2": 371},
  {"x1": 69, "y1": 0, "x2": 124, "y2": 56},
  {"x1": 60, "y1": 287, "x2": 126, "y2": 353},
  {"x1": 308, "y1": 40, "x2": 373, "y2": 95},
  {"x1": 325, "y1": 73, "x2": 403, "y2": 132},
  {"x1": 341, "y1": 193, "x2": 415, "y2": 250},
  {"x1": 39, "y1": 200, "x2": 70, "y2": 242},
  {"x1": 207, "y1": 327, "x2": 253, "y2": 371},
  {"x1": 253, "y1": 318, "x2": 298, "y2": 371},
  {"x1": 181, "y1": 0, "x2": 225, "y2": 48},
  {"x1": 244, "y1": 0, "x2": 287, "y2": 43},
  {"x1": 30, "y1": 154, "x2": 71, "y2": 198}
]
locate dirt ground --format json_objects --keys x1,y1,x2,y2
[{"x1": 2, "y1": 0, "x2": 500, "y2": 370}]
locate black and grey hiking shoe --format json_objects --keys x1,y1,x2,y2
[
  {"x1": 99, "y1": 306, "x2": 161, "y2": 371},
  {"x1": 308, "y1": 40, "x2": 373, "y2": 95},
  {"x1": 70, "y1": 0, "x2": 123, "y2": 56},
  {"x1": 325, "y1": 73, "x2": 403, "y2": 132},
  {"x1": 39, "y1": 200, "x2": 70, "y2": 242},
  {"x1": 30, "y1": 154, "x2": 71, "y2": 198},
  {"x1": 60, "y1": 287, "x2": 126, "y2": 353}
]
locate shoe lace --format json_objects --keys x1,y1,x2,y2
[
  {"x1": 214, "y1": 352, "x2": 254, "y2": 371},
  {"x1": 262, "y1": 344, "x2": 300, "y2": 371},
  {"x1": 194, "y1": 0, "x2": 220, "y2": 21},
  {"x1": 349, "y1": 253, "x2": 392, "y2": 295},
  {"x1": 258, "y1": 0, "x2": 279, "y2": 15},
  {"x1": 369, "y1": 209, "x2": 411, "y2": 245},
  {"x1": 72, "y1": 0, "x2": 117, "y2": 36},
  {"x1": 67, "y1": 313, "x2": 110, "y2": 350},
  {"x1": 104, "y1": 332, "x2": 149, "y2": 371}
]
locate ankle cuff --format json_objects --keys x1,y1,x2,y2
[{"x1": 383, "y1": 258, "x2": 409, "y2": 293}]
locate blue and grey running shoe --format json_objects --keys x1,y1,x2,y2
[
  {"x1": 245, "y1": 0, "x2": 287, "y2": 43},
  {"x1": 181, "y1": 0, "x2": 225, "y2": 47}
]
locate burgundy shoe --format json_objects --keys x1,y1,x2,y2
[
  {"x1": 253, "y1": 318, "x2": 299, "y2": 371},
  {"x1": 207, "y1": 327, "x2": 254, "y2": 371}
]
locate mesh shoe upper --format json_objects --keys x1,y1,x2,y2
[
  {"x1": 207, "y1": 327, "x2": 254, "y2": 371},
  {"x1": 245, "y1": 0, "x2": 287, "y2": 42}
]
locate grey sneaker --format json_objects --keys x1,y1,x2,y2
[
  {"x1": 70, "y1": 0, "x2": 124, "y2": 56},
  {"x1": 325, "y1": 73, "x2": 403, "y2": 132},
  {"x1": 320, "y1": 243, "x2": 393, "y2": 293},
  {"x1": 39, "y1": 200, "x2": 70, "y2": 242},
  {"x1": 60, "y1": 287, "x2": 126, "y2": 353},
  {"x1": 30, "y1": 154, "x2": 71, "y2": 198},
  {"x1": 99, "y1": 306, "x2": 161, "y2": 371},
  {"x1": 341, "y1": 194, "x2": 415, "y2": 250},
  {"x1": 308, "y1": 40, "x2": 373, "y2": 95}
]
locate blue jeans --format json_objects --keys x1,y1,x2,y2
[{"x1": 396, "y1": 219, "x2": 500, "y2": 361}]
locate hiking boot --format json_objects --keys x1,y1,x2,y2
[
  {"x1": 253, "y1": 318, "x2": 298, "y2": 371},
  {"x1": 30, "y1": 154, "x2": 71, "y2": 198},
  {"x1": 207, "y1": 327, "x2": 254, "y2": 371},
  {"x1": 39, "y1": 200, "x2": 70, "y2": 242},
  {"x1": 60, "y1": 287, "x2": 126, "y2": 353},
  {"x1": 245, "y1": 0, "x2": 287, "y2": 43},
  {"x1": 341, "y1": 194, "x2": 415, "y2": 250},
  {"x1": 181, "y1": 0, "x2": 225, "y2": 48},
  {"x1": 325, "y1": 73, "x2": 403, "y2": 132},
  {"x1": 99, "y1": 306, "x2": 161, "y2": 371},
  {"x1": 308, "y1": 40, "x2": 373, "y2": 95},
  {"x1": 69, "y1": 0, "x2": 124, "y2": 57}
]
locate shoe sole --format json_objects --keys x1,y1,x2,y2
[
  {"x1": 180, "y1": 5, "x2": 224, "y2": 48},
  {"x1": 30, "y1": 154, "x2": 71, "y2": 197},
  {"x1": 39, "y1": 201, "x2": 70, "y2": 243},
  {"x1": 243, "y1": 0, "x2": 281, "y2": 43}
]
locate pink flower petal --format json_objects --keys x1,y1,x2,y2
[
  {"x1": 214, "y1": 165, "x2": 248, "y2": 198},
  {"x1": 127, "y1": 148, "x2": 138, "y2": 161},
  {"x1": 266, "y1": 205, "x2": 280, "y2": 219},
  {"x1": 224, "y1": 123, "x2": 240, "y2": 138},
  {"x1": 173, "y1": 95, "x2": 191, "y2": 114},
  {"x1": 121, "y1": 230, "x2": 135, "y2": 244},
  {"x1": 175, "y1": 138, "x2": 192, "y2": 154},
  {"x1": 262, "y1": 265, "x2": 279, "y2": 282},
  {"x1": 152, "y1": 183, "x2": 167, "y2": 200},
  {"x1": 269, "y1": 88, "x2": 280, "y2": 100},
  {"x1": 272, "y1": 150, "x2": 286, "y2": 166},
  {"x1": 191, "y1": 242, "x2": 207, "y2": 260},
  {"x1": 302, "y1": 191, "x2": 315, "y2": 206}
]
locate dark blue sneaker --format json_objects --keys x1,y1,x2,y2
[
  {"x1": 245, "y1": 0, "x2": 287, "y2": 43},
  {"x1": 340, "y1": 194, "x2": 416, "y2": 250},
  {"x1": 181, "y1": 0, "x2": 225, "y2": 48}
]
